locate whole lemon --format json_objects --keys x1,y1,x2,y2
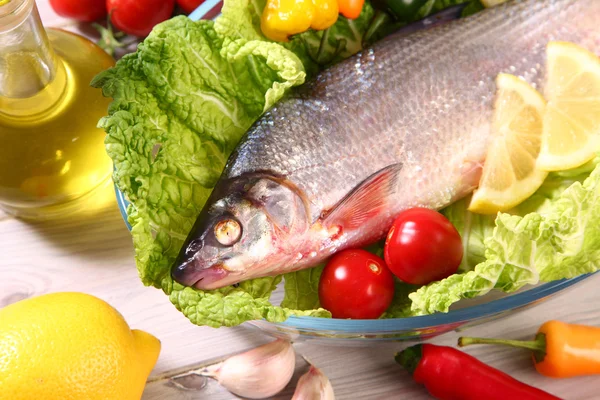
[{"x1": 0, "y1": 292, "x2": 161, "y2": 400}]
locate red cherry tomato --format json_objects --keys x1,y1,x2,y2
[
  {"x1": 318, "y1": 249, "x2": 395, "y2": 319},
  {"x1": 49, "y1": 0, "x2": 107, "y2": 22},
  {"x1": 384, "y1": 207, "x2": 463, "y2": 285},
  {"x1": 176, "y1": 0, "x2": 206, "y2": 14},
  {"x1": 107, "y1": 0, "x2": 175, "y2": 37}
]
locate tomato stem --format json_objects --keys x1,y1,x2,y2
[{"x1": 93, "y1": 21, "x2": 123, "y2": 57}]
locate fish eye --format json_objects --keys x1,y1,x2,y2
[{"x1": 214, "y1": 218, "x2": 242, "y2": 246}]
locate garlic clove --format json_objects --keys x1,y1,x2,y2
[
  {"x1": 292, "y1": 364, "x2": 335, "y2": 400},
  {"x1": 201, "y1": 339, "x2": 295, "y2": 399}
]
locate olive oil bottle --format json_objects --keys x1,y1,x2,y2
[{"x1": 0, "y1": 0, "x2": 114, "y2": 219}]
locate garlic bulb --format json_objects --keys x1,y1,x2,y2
[
  {"x1": 292, "y1": 364, "x2": 335, "y2": 400},
  {"x1": 201, "y1": 339, "x2": 295, "y2": 399}
]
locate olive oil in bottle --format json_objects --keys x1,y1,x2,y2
[{"x1": 0, "y1": 0, "x2": 114, "y2": 219}]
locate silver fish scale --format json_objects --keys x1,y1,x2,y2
[{"x1": 226, "y1": 0, "x2": 600, "y2": 224}]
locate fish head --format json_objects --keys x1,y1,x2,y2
[{"x1": 171, "y1": 174, "x2": 310, "y2": 290}]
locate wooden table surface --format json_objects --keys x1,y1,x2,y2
[{"x1": 2, "y1": 2, "x2": 600, "y2": 399}]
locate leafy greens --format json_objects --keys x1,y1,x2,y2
[{"x1": 93, "y1": 0, "x2": 382, "y2": 327}]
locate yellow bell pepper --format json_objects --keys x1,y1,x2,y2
[
  {"x1": 310, "y1": 0, "x2": 339, "y2": 30},
  {"x1": 261, "y1": 0, "x2": 339, "y2": 42}
]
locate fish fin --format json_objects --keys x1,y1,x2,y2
[
  {"x1": 460, "y1": 159, "x2": 484, "y2": 192},
  {"x1": 321, "y1": 163, "x2": 403, "y2": 231}
]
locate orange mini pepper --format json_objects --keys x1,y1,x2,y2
[
  {"x1": 337, "y1": 0, "x2": 364, "y2": 19},
  {"x1": 458, "y1": 320, "x2": 600, "y2": 378}
]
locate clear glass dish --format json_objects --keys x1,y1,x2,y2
[
  {"x1": 115, "y1": 187, "x2": 590, "y2": 344},
  {"x1": 111, "y1": 6, "x2": 592, "y2": 344}
]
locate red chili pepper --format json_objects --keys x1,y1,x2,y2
[{"x1": 395, "y1": 344, "x2": 561, "y2": 400}]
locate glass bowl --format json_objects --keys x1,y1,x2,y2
[
  {"x1": 112, "y1": 6, "x2": 592, "y2": 344},
  {"x1": 115, "y1": 187, "x2": 590, "y2": 344}
]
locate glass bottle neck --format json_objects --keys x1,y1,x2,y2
[{"x1": 0, "y1": 0, "x2": 66, "y2": 112}]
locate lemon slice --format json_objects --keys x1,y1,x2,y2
[
  {"x1": 536, "y1": 42, "x2": 600, "y2": 171},
  {"x1": 468, "y1": 74, "x2": 548, "y2": 214}
]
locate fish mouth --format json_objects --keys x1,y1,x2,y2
[
  {"x1": 172, "y1": 260, "x2": 231, "y2": 290},
  {"x1": 191, "y1": 267, "x2": 231, "y2": 290}
]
